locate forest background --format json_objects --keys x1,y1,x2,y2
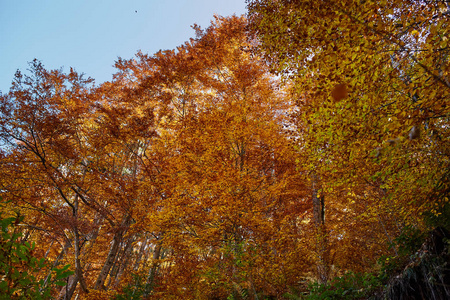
[{"x1": 0, "y1": 0, "x2": 449, "y2": 299}]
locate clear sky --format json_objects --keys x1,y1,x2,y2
[{"x1": 0, "y1": 0, "x2": 247, "y2": 94}]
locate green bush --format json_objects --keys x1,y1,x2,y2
[
  {"x1": 284, "y1": 272, "x2": 381, "y2": 300},
  {"x1": 112, "y1": 272, "x2": 150, "y2": 300},
  {"x1": 0, "y1": 207, "x2": 73, "y2": 299}
]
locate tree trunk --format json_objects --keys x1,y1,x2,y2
[
  {"x1": 312, "y1": 174, "x2": 328, "y2": 284},
  {"x1": 74, "y1": 227, "x2": 89, "y2": 293},
  {"x1": 110, "y1": 236, "x2": 135, "y2": 288},
  {"x1": 93, "y1": 214, "x2": 131, "y2": 290},
  {"x1": 41, "y1": 239, "x2": 71, "y2": 292},
  {"x1": 133, "y1": 235, "x2": 149, "y2": 271},
  {"x1": 56, "y1": 274, "x2": 78, "y2": 300},
  {"x1": 144, "y1": 239, "x2": 163, "y2": 296}
]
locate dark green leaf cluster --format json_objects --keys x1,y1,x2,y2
[
  {"x1": 288, "y1": 272, "x2": 381, "y2": 300},
  {"x1": 112, "y1": 273, "x2": 151, "y2": 300},
  {"x1": 0, "y1": 201, "x2": 73, "y2": 299}
]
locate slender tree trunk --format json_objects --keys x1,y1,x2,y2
[
  {"x1": 133, "y1": 235, "x2": 149, "y2": 271},
  {"x1": 74, "y1": 227, "x2": 89, "y2": 293},
  {"x1": 57, "y1": 274, "x2": 78, "y2": 300},
  {"x1": 41, "y1": 239, "x2": 71, "y2": 292},
  {"x1": 106, "y1": 236, "x2": 135, "y2": 289},
  {"x1": 311, "y1": 174, "x2": 328, "y2": 284},
  {"x1": 73, "y1": 194, "x2": 89, "y2": 293},
  {"x1": 93, "y1": 214, "x2": 131, "y2": 290},
  {"x1": 112, "y1": 236, "x2": 135, "y2": 287},
  {"x1": 144, "y1": 239, "x2": 163, "y2": 296},
  {"x1": 56, "y1": 214, "x2": 102, "y2": 300}
]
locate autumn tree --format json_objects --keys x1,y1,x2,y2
[
  {"x1": 108, "y1": 15, "x2": 312, "y2": 299},
  {"x1": 0, "y1": 16, "x2": 316, "y2": 299},
  {"x1": 247, "y1": 0, "x2": 450, "y2": 282},
  {"x1": 0, "y1": 59, "x2": 161, "y2": 299}
]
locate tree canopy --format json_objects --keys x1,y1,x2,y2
[{"x1": 0, "y1": 2, "x2": 449, "y2": 299}]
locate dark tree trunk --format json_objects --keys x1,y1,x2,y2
[
  {"x1": 312, "y1": 174, "x2": 328, "y2": 284},
  {"x1": 93, "y1": 214, "x2": 132, "y2": 290}
]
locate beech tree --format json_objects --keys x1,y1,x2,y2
[
  {"x1": 106, "y1": 16, "x2": 311, "y2": 299},
  {"x1": 247, "y1": 0, "x2": 450, "y2": 281},
  {"x1": 1, "y1": 2, "x2": 447, "y2": 298},
  {"x1": 0, "y1": 16, "x2": 313, "y2": 299}
]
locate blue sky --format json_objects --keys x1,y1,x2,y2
[{"x1": 0, "y1": 0, "x2": 247, "y2": 93}]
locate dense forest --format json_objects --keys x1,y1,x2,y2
[{"x1": 0, "y1": 0, "x2": 449, "y2": 299}]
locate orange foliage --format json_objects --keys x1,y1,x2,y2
[{"x1": 1, "y1": 1, "x2": 448, "y2": 297}]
